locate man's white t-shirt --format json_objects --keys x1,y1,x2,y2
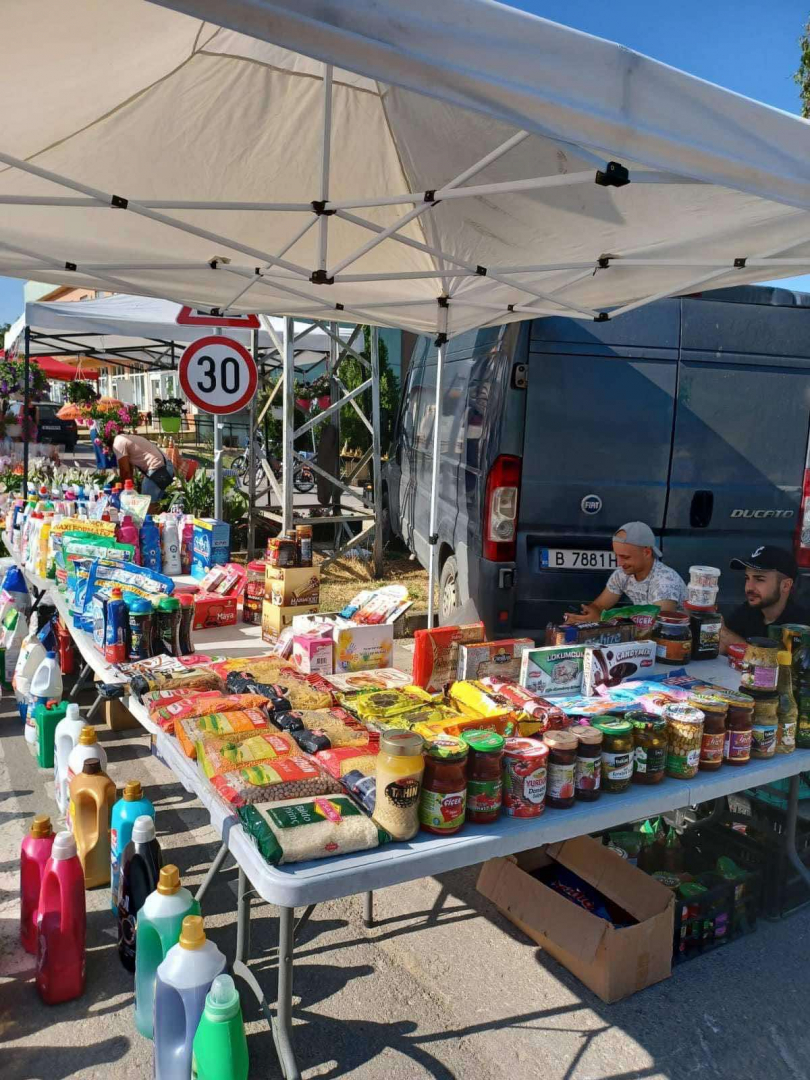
[{"x1": 606, "y1": 559, "x2": 687, "y2": 606}]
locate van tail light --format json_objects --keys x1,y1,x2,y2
[
  {"x1": 483, "y1": 455, "x2": 521, "y2": 562},
  {"x1": 795, "y1": 468, "x2": 810, "y2": 567}
]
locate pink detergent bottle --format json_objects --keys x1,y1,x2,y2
[
  {"x1": 36, "y1": 830, "x2": 86, "y2": 1005},
  {"x1": 117, "y1": 514, "x2": 141, "y2": 565},
  {"x1": 20, "y1": 814, "x2": 55, "y2": 954}
]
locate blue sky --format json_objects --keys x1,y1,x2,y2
[{"x1": 1, "y1": 0, "x2": 808, "y2": 324}]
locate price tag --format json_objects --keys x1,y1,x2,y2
[{"x1": 179, "y1": 336, "x2": 258, "y2": 415}]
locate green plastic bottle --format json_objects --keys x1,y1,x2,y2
[
  {"x1": 35, "y1": 700, "x2": 69, "y2": 770},
  {"x1": 191, "y1": 973, "x2": 249, "y2": 1080}
]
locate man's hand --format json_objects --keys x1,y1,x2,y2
[{"x1": 563, "y1": 603, "x2": 601, "y2": 625}]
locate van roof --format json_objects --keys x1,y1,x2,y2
[{"x1": 684, "y1": 284, "x2": 810, "y2": 308}]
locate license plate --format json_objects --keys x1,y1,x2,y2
[{"x1": 541, "y1": 548, "x2": 617, "y2": 571}]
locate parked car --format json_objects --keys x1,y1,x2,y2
[
  {"x1": 10, "y1": 400, "x2": 79, "y2": 451},
  {"x1": 383, "y1": 285, "x2": 810, "y2": 637}
]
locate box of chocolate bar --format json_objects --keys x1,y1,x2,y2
[
  {"x1": 265, "y1": 565, "x2": 321, "y2": 607},
  {"x1": 582, "y1": 641, "x2": 656, "y2": 697}
]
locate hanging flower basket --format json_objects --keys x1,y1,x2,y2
[
  {"x1": 160, "y1": 416, "x2": 182, "y2": 433},
  {"x1": 317, "y1": 395, "x2": 331, "y2": 410},
  {"x1": 295, "y1": 397, "x2": 311, "y2": 413}
]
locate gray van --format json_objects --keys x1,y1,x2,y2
[{"x1": 383, "y1": 285, "x2": 810, "y2": 637}]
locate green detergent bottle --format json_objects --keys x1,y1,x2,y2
[
  {"x1": 35, "y1": 700, "x2": 69, "y2": 770},
  {"x1": 192, "y1": 973, "x2": 249, "y2": 1080}
]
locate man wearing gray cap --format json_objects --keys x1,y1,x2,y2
[{"x1": 564, "y1": 521, "x2": 687, "y2": 624}]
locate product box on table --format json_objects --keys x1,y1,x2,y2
[
  {"x1": 477, "y1": 836, "x2": 674, "y2": 1003},
  {"x1": 545, "y1": 622, "x2": 636, "y2": 647},
  {"x1": 520, "y1": 645, "x2": 585, "y2": 696},
  {"x1": 262, "y1": 601, "x2": 318, "y2": 642},
  {"x1": 292, "y1": 633, "x2": 333, "y2": 676},
  {"x1": 265, "y1": 565, "x2": 321, "y2": 607},
  {"x1": 457, "y1": 638, "x2": 533, "y2": 682},
  {"x1": 582, "y1": 640, "x2": 656, "y2": 696},
  {"x1": 291, "y1": 611, "x2": 394, "y2": 672},
  {"x1": 193, "y1": 592, "x2": 238, "y2": 630},
  {"x1": 191, "y1": 518, "x2": 231, "y2": 579},
  {"x1": 412, "y1": 622, "x2": 485, "y2": 692}
]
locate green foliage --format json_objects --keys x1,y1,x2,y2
[
  {"x1": 0, "y1": 356, "x2": 48, "y2": 411},
  {"x1": 795, "y1": 18, "x2": 810, "y2": 117},
  {"x1": 338, "y1": 327, "x2": 399, "y2": 454},
  {"x1": 155, "y1": 396, "x2": 185, "y2": 418},
  {"x1": 167, "y1": 469, "x2": 248, "y2": 543},
  {"x1": 66, "y1": 381, "x2": 99, "y2": 405}
]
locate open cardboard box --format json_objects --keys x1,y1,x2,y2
[{"x1": 477, "y1": 835, "x2": 674, "y2": 1003}]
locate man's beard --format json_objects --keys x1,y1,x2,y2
[{"x1": 746, "y1": 588, "x2": 781, "y2": 609}]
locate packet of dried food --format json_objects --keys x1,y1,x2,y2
[
  {"x1": 291, "y1": 729, "x2": 332, "y2": 754},
  {"x1": 411, "y1": 622, "x2": 486, "y2": 692},
  {"x1": 176, "y1": 709, "x2": 270, "y2": 758},
  {"x1": 142, "y1": 688, "x2": 200, "y2": 712},
  {"x1": 273, "y1": 711, "x2": 306, "y2": 734},
  {"x1": 211, "y1": 757, "x2": 342, "y2": 807},
  {"x1": 130, "y1": 668, "x2": 224, "y2": 703},
  {"x1": 340, "y1": 769, "x2": 377, "y2": 814},
  {"x1": 197, "y1": 731, "x2": 298, "y2": 778},
  {"x1": 350, "y1": 688, "x2": 434, "y2": 721},
  {"x1": 239, "y1": 795, "x2": 389, "y2": 865},
  {"x1": 151, "y1": 693, "x2": 268, "y2": 726},
  {"x1": 213, "y1": 654, "x2": 288, "y2": 679},
  {"x1": 599, "y1": 605, "x2": 660, "y2": 639},
  {"x1": 317, "y1": 746, "x2": 379, "y2": 779}
]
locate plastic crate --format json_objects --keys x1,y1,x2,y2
[{"x1": 733, "y1": 800, "x2": 810, "y2": 919}]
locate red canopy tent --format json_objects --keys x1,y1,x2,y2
[{"x1": 33, "y1": 355, "x2": 99, "y2": 382}]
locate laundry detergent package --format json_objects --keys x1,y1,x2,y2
[{"x1": 191, "y1": 518, "x2": 231, "y2": 579}]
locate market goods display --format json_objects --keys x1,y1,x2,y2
[
  {"x1": 238, "y1": 796, "x2": 390, "y2": 865},
  {"x1": 197, "y1": 732, "x2": 298, "y2": 778},
  {"x1": 211, "y1": 757, "x2": 342, "y2": 807},
  {"x1": 176, "y1": 710, "x2": 270, "y2": 759}
]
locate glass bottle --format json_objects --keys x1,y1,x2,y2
[
  {"x1": 374, "y1": 731, "x2": 424, "y2": 841},
  {"x1": 776, "y1": 650, "x2": 798, "y2": 754}
]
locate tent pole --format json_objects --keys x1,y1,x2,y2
[
  {"x1": 213, "y1": 328, "x2": 223, "y2": 520},
  {"x1": 281, "y1": 317, "x2": 295, "y2": 534},
  {"x1": 371, "y1": 326, "x2": 383, "y2": 577},
  {"x1": 329, "y1": 321, "x2": 341, "y2": 547},
  {"x1": 248, "y1": 327, "x2": 258, "y2": 559},
  {"x1": 426, "y1": 328, "x2": 447, "y2": 628},
  {"x1": 22, "y1": 325, "x2": 31, "y2": 499}
]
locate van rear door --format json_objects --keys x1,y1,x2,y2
[{"x1": 514, "y1": 307, "x2": 679, "y2": 630}]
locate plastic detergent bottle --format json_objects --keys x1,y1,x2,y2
[
  {"x1": 35, "y1": 830, "x2": 86, "y2": 1005},
  {"x1": 117, "y1": 815, "x2": 162, "y2": 972},
  {"x1": 110, "y1": 780, "x2": 156, "y2": 914},
  {"x1": 15, "y1": 611, "x2": 46, "y2": 687},
  {"x1": 110, "y1": 484, "x2": 122, "y2": 511},
  {"x1": 104, "y1": 587, "x2": 128, "y2": 664},
  {"x1": 117, "y1": 513, "x2": 141, "y2": 565},
  {"x1": 161, "y1": 516, "x2": 182, "y2": 576},
  {"x1": 3, "y1": 608, "x2": 27, "y2": 689},
  {"x1": 70, "y1": 759, "x2": 116, "y2": 889},
  {"x1": 66, "y1": 727, "x2": 109, "y2": 828},
  {"x1": 20, "y1": 814, "x2": 55, "y2": 954},
  {"x1": 36, "y1": 511, "x2": 53, "y2": 577},
  {"x1": 192, "y1": 973, "x2": 249, "y2": 1080},
  {"x1": 54, "y1": 703, "x2": 85, "y2": 816},
  {"x1": 154, "y1": 916, "x2": 226, "y2": 1079},
  {"x1": 135, "y1": 866, "x2": 201, "y2": 1039},
  {"x1": 30, "y1": 650, "x2": 63, "y2": 707},
  {"x1": 140, "y1": 515, "x2": 163, "y2": 573},
  {"x1": 34, "y1": 699, "x2": 69, "y2": 771},
  {"x1": 16, "y1": 675, "x2": 32, "y2": 727},
  {"x1": 181, "y1": 518, "x2": 194, "y2": 575}
]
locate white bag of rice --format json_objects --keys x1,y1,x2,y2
[{"x1": 238, "y1": 795, "x2": 390, "y2": 865}]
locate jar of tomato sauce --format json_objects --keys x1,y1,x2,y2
[
  {"x1": 719, "y1": 692, "x2": 754, "y2": 766},
  {"x1": 543, "y1": 730, "x2": 577, "y2": 809},
  {"x1": 688, "y1": 692, "x2": 727, "y2": 772},
  {"x1": 461, "y1": 730, "x2": 504, "y2": 823},
  {"x1": 503, "y1": 737, "x2": 548, "y2": 817},
  {"x1": 574, "y1": 726, "x2": 603, "y2": 801},
  {"x1": 418, "y1": 736, "x2": 468, "y2": 835}
]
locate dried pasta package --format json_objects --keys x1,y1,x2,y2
[
  {"x1": 130, "y1": 668, "x2": 224, "y2": 702},
  {"x1": 239, "y1": 795, "x2": 389, "y2": 865},
  {"x1": 143, "y1": 688, "x2": 200, "y2": 713},
  {"x1": 213, "y1": 655, "x2": 288, "y2": 681},
  {"x1": 151, "y1": 693, "x2": 269, "y2": 727},
  {"x1": 198, "y1": 731, "x2": 298, "y2": 779},
  {"x1": 211, "y1": 757, "x2": 342, "y2": 806},
  {"x1": 317, "y1": 745, "x2": 379, "y2": 779},
  {"x1": 176, "y1": 709, "x2": 270, "y2": 758},
  {"x1": 273, "y1": 711, "x2": 306, "y2": 734},
  {"x1": 292, "y1": 729, "x2": 332, "y2": 754},
  {"x1": 225, "y1": 672, "x2": 292, "y2": 712}
]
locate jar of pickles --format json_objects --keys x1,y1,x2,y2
[
  {"x1": 574, "y1": 726, "x2": 602, "y2": 801},
  {"x1": 627, "y1": 712, "x2": 666, "y2": 785},
  {"x1": 748, "y1": 687, "x2": 779, "y2": 725},
  {"x1": 752, "y1": 723, "x2": 778, "y2": 759},
  {"x1": 593, "y1": 718, "x2": 634, "y2": 794},
  {"x1": 664, "y1": 704, "x2": 705, "y2": 779},
  {"x1": 543, "y1": 730, "x2": 577, "y2": 809},
  {"x1": 462, "y1": 730, "x2": 505, "y2": 823},
  {"x1": 688, "y1": 692, "x2": 727, "y2": 772}
]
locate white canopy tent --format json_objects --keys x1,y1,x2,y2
[{"x1": 4, "y1": 0, "x2": 810, "y2": 622}]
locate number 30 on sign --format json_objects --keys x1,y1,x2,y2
[{"x1": 179, "y1": 336, "x2": 258, "y2": 415}]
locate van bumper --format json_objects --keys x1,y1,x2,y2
[{"x1": 467, "y1": 559, "x2": 518, "y2": 639}]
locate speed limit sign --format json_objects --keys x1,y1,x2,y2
[{"x1": 178, "y1": 335, "x2": 258, "y2": 415}]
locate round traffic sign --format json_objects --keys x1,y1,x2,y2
[{"x1": 178, "y1": 335, "x2": 258, "y2": 415}]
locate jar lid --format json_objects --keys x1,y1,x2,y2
[
  {"x1": 574, "y1": 725, "x2": 603, "y2": 745},
  {"x1": 687, "y1": 691, "x2": 729, "y2": 714},
  {"x1": 626, "y1": 711, "x2": 666, "y2": 732},
  {"x1": 662, "y1": 703, "x2": 704, "y2": 725},
  {"x1": 380, "y1": 730, "x2": 424, "y2": 757},
  {"x1": 542, "y1": 730, "x2": 577, "y2": 751},
  {"x1": 712, "y1": 688, "x2": 755, "y2": 709},
  {"x1": 461, "y1": 729, "x2": 505, "y2": 753},
  {"x1": 427, "y1": 735, "x2": 468, "y2": 762},
  {"x1": 128, "y1": 597, "x2": 153, "y2": 614},
  {"x1": 746, "y1": 636, "x2": 780, "y2": 650},
  {"x1": 652, "y1": 871, "x2": 682, "y2": 889},
  {"x1": 158, "y1": 596, "x2": 181, "y2": 612},
  {"x1": 657, "y1": 612, "x2": 690, "y2": 625},
  {"x1": 593, "y1": 717, "x2": 633, "y2": 737},
  {"x1": 504, "y1": 736, "x2": 549, "y2": 759}
]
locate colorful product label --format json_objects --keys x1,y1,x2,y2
[
  {"x1": 466, "y1": 777, "x2": 502, "y2": 816},
  {"x1": 547, "y1": 761, "x2": 575, "y2": 801},
  {"x1": 418, "y1": 788, "x2": 466, "y2": 831},
  {"x1": 655, "y1": 639, "x2": 691, "y2": 662},
  {"x1": 575, "y1": 755, "x2": 601, "y2": 793},
  {"x1": 700, "y1": 731, "x2": 725, "y2": 764},
  {"x1": 724, "y1": 729, "x2": 752, "y2": 762},
  {"x1": 634, "y1": 745, "x2": 665, "y2": 775},
  {"x1": 503, "y1": 761, "x2": 547, "y2": 816},
  {"x1": 752, "y1": 724, "x2": 777, "y2": 756},
  {"x1": 779, "y1": 720, "x2": 797, "y2": 749},
  {"x1": 666, "y1": 748, "x2": 700, "y2": 776},
  {"x1": 601, "y1": 750, "x2": 633, "y2": 782}
]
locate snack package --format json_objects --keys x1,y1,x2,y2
[
  {"x1": 176, "y1": 709, "x2": 270, "y2": 758},
  {"x1": 316, "y1": 746, "x2": 380, "y2": 779},
  {"x1": 218, "y1": 660, "x2": 333, "y2": 710},
  {"x1": 197, "y1": 731, "x2": 298, "y2": 778},
  {"x1": 519, "y1": 645, "x2": 585, "y2": 696},
  {"x1": 582, "y1": 641, "x2": 657, "y2": 696},
  {"x1": 544, "y1": 622, "x2": 635, "y2": 647},
  {"x1": 210, "y1": 757, "x2": 341, "y2": 806},
  {"x1": 412, "y1": 712, "x2": 514, "y2": 741},
  {"x1": 349, "y1": 687, "x2": 434, "y2": 722},
  {"x1": 599, "y1": 604, "x2": 660, "y2": 640},
  {"x1": 129, "y1": 668, "x2": 224, "y2": 703},
  {"x1": 447, "y1": 680, "x2": 518, "y2": 726},
  {"x1": 142, "y1": 688, "x2": 201, "y2": 712},
  {"x1": 238, "y1": 795, "x2": 388, "y2": 865},
  {"x1": 213, "y1": 654, "x2": 288, "y2": 680},
  {"x1": 340, "y1": 770, "x2": 377, "y2": 814},
  {"x1": 324, "y1": 668, "x2": 413, "y2": 692},
  {"x1": 478, "y1": 676, "x2": 568, "y2": 728},
  {"x1": 411, "y1": 622, "x2": 485, "y2": 692},
  {"x1": 457, "y1": 638, "x2": 534, "y2": 682}
]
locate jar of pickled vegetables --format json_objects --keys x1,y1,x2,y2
[
  {"x1": 374, "y1": 730, "x2": 425, "y2": 841},
  {"x1": 462, "y1": 730, "x2": 505, "y2": 824},
  {"x1": 543, "y1": 730, "x2": 577, "y2": 809},
  {"x1": 688, "y1": 692, "x2": 727, "y2": 773},
  {"x1": 751, "y1": 723, "x2": 778, "y2": 759},
  {"x1": 627, "y1": 712, "x2": 666, "y2": 785},
  {"x1": 664, "y1": 704, "x2": 705, "y2": 779},
  {"x1": 593, "y1": 718, "x2": 634, "y2": 794}
]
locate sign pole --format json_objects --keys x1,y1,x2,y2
[{"x1": 213, "y1": 327, "x2": 223, "y2": 519}]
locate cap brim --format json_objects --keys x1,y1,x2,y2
[
  {"x1": 730, "y1": 558, "x2": 763, "y2": 571},
  {"x1": 652, "y1": 545, "x2": 662, "y2": 558}
]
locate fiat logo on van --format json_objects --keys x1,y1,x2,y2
[{"x1": 581, "y1": 494, "x2": 602, "y2": 515}]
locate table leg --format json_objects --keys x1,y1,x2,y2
[
  {"x1": 785, "y1": 773, "x2": 810, "y2": 890},
  {"x1": 273, "y1": 905, "x2": 300, "y2": 1080},
  {"x1": 363, "y1": 889, "x2": 374, "y2": 928},
  {"x1": 195, "y1": 840, "x2": 230, "y2": 904},
  {"x1": 236, "y1": 866, "x2": 251, "y2": 966},
  {"x1": 69, "y1": 662, "x2": 93, "y2": 701}
]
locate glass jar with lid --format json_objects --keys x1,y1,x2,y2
[
  {"x1": 747, "y1": 687, "x2": 779, "y2": 725},
  {"x1": 688, "y1": 692, "x2": 728, "y2": 773},
  {"x1": 664, "y1": 704, "x2": 705, "y2": 779},
  {"x1": 418, "y1": 736, "x2": 467, "y2": 835},
  {"x1": 653, "y1": 612, "x2": 692, "y2": 665},
  {"x1": 593, "y1": 718, "x2": 634, "y2": 794},
  {"x1": 374, "y1": 730, "x2": 425, "y2": 841},
  {"x1": 574, "y1": 726, "x2": 602, "y2": 802},
  {"x1": 627, "y1": 712, "x2": 666, "y2": 785},
  {"x1": 543, "y1": 730, "x2": 577, "y2": 809},
  {"x1": 461, "y1": 730, "x2": 505, "y2": 824},
  {"x1": 717, "y1": 691, "x2": 754, "y2": 765},
  {"x1": 502, "y1": 737, "x2": 548, "y2": 818}
]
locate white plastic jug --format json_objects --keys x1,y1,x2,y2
[
  {"x1": 15, "y1": 616, "x2": 46, "y2": 687},
  {"x1": 161, "y1": 518, "x2": 182, "y2": 577},
  {"x1": 3, "y1": 610, "x2": 27, "y2": 687},
  {"x1": 54, "y1": 704, "x2": 85, "y2": 816},
  {"x1": 154, "y1": 916, "x2": 225, "y2": 1080},
  {"x1": 30, "y1": 651, "x2": 63, "y2": 705}
]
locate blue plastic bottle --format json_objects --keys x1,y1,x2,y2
[
  {"x1": 140, "y1": 515, "x2": 162, "y2": 573},
  {"x1": 110, "y1": 780, "x2": 155, "y2": 914},
  {"x1": 103, "y1": 587, "x2": 128, "y2": 664}
]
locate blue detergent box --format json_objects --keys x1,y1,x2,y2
[{"x1": 191, "y1": 518, "x2": 231, "y2": 579}]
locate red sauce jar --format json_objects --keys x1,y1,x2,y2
[
  {"x1": 461, "y1": 730, "x2": 504, "y2": 824},
  {"x1": 418, "y1": 736, "x2": 468, "y2": 835},
  {"x1": 721, "y1": 692, "x2": 754, "y2": 765},
  {"x1": 543, "y1": 730, "x2": 577, "y2": 809},
  {"x1": 502, "y1": 737, "x2": 548, "y2": 818}
]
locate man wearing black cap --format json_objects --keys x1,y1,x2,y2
[{"x1": 720, "y1": 546, "x2": 810, "y2": 652}]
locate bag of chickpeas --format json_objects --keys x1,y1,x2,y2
[{"x1": 210, "y1": 756, "x2": 341, "y2": 807}]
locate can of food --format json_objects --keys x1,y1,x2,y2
[
  {"x1": 502, "y1": 737, "x2": 548, "y2": 818},
  {"x1": 296, "y1": 524, "x2": 313, "y2": 567}
]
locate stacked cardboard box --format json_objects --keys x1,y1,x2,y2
[{"x1": 261, "y1": 565, "x2": 320, "y2": 642}]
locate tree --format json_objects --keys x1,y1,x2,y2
[
  {"x1": 795, "y1": 17, "x2": 810, "y2": 117},
  {"x1": 338, "y1": 326, "x2": 399, "y2": 454}
]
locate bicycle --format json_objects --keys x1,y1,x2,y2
[{"x1": 232, "y1": 431, "x2": 316, "y2": 496}]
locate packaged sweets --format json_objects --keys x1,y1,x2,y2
[
  {"x1": 211, "y1": 757, "x2": 342, "y2": 806},
  {"x1": 341, "y1": 770, "x2": 377, "y2": 814},
  {"x1": 350, "y1": 688, "x2": 434, "y2": 722},
  {"x1": 598, "y1": 605, "x2": 660, "y2": 639},
  {"x1": 519, "y1": 645, "x2": 585, "y2": 695},
  {"x1": 478, "y1": 676, "x2": 568, "y2": 734},
  {"x1": 581, "y1": 641, "x2": 656, "y2": 696},
  {"x1": 411, "y1": 622, "x2": 485, "y2": 692},
  {"x1": 447, "y1": 680, "x2": 518, "y2": 726},
  {"x1": 197, "y1": 732, "x2": 298, "y2": 778},
  {"x1": 238, "y1": 795, "x2": 389, "y2": 865},
  {"x1": 457, "y1": 638, "x2": 534, "y2": 682},
  {"x1": 317, "y1": 746, "x2": 380, "y2": 779},
  {"x1": 176, "y1": 709, "x2": 270, "y2": 758},
  {"x1": 325, "y1": 668, "x2": 413, "y2": 692}
]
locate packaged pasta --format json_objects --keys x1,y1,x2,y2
[
  {"x1": 317, "y1": 746, "x2": 379, "y2": 779},
  {"x1": 197, "y1": 731, "x2": 298, "y2": 778},
  {"x1": 213, "y1": 654, "x2": 288, "y2": 680},
  {"x1": 238, "y1": 795, "x2": 389, "y2": 865},
  {"x1": 142, "y1": 688, "x2": 201, "y2": 712},
  {"x1": 224, "y1": 665, "x2": 332, "y2": 711},
  {"x1": 176, "y1": 709, "x2": 270, "y2": 758},
  {"x1": 211, "y1": 758, "x2": 341, "y2": 806},
  {"x1": 151, "y1": 693, "x2": 268, "y2": 727},
  {"x1": 130, "y1": 668, "x2": 224, "y2": 702}
]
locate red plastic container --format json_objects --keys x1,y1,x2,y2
[
  {"x1": 36, "y1": 831, "x2": 86, "y2": 1005},
  {"x1": 55, "y1": 619, "x2": 75, "y2": 677},
  {"x1": 20, "y1": 815, "x2": 54, "y2": 954}
]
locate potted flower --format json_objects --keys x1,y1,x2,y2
[
  {"x1": 310, "y1": 374, "x2": 332, "y2": 411},
  {"x1": 155, "y1": 397, "x2": 184, "y2": 434},
  {"x1": 66, "y1": 381, "x2": 99, "y2": 406},
  {"x1": 293, "y1": 380, "x2": 313, "y2": 414}
]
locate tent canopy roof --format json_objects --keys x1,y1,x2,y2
[{"x1": 3, "y1": 0, "x2": 810, "y2": 335}]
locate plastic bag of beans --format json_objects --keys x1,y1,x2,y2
[
  {"x1": 197, "y1": 731, "x2": 298, "y2": 778},
  {"x1": 210, "y1": 757, "x2": 341, "y2": 807}
]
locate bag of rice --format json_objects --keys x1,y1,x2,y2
[
  {"x1": 176, "y1": 709, "x2": 270, "y2": 758},
  {"x1": 197, "y1": 731, "x2": 298, "y2": 778},
  {"x1": 317, "y1": 745, "x2": 379, "y2": 779},
  {"x1": 211, "y1": 757, "x2": 342, "y2": 806},
  {"x1": 239, "y1": 795, "x2": 389, "y2": 864}
]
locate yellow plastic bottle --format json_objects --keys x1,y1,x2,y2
[{"x1": 70, "y1": 758, "x2": 116, "y2": 888}]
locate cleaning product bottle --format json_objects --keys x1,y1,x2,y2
[
  {"x1": 161, "y1": 516, "x2": 182, "y2": 576},
  {"x1": 2, "y1": 608, "x2": 26, "y2": 690},
  {"x1": 117, "y1": 513, "x2": 141, "y2": 565},
  {"x1": 192, "y1": 973, "x2": 249, "y2": 1080},
  {"x1": 110, "y1": 484, "x2": 122, "y2": 511},
  {"x1": 110, "y1": 780, "x2": 156, "y2": 914},
  {"x1": 181, "y1": 517, "x2": 194, "y2": 576},
  {"x1": 36, "y1": 511, "x2": 53, "y2": 577},
  {"x1": 34, "y1": 699, "x2": 69, "y2": 771},
  {"x1": 20, "y1": 814, "x2": 55, "y2": 954},
  {"x1": 66, "y1": 725, "x2": 109, "y2": 826},
  {"x1": 103, "y1": 586, "x2": 128, "y2": 664},
  {"x1": 36, "y1": 830, "x2": 86, "y2": 1005},
  {"x1": 15, "y1": 674, "x2": 32, "y2": 728},
  {"x1": 135, "y1": 865, "x2": 201, "y2": 1039},
  {"x1": 154, "y1": 916, "x2": 226, "y2": 1079},
  {"x1": 140, "y1": 515, "x2": 162, "y2": 573},
  {"x1": 30, "y1": 650, "x2": 63, "y2": 708},
  {"x1": 117, "y1": 815, "x2": 162, "y2": 972},
  {"x1": 54, "y1": 703, "x2": 85, "y2": 816},
  {"x1": 14, "y1": 610, "x2": 45, "y2": 688},
  {"x1": 70, "y1": 759, "x2": 116, "y2": 888}
]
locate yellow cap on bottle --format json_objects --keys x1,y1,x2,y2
[
  {"x1": 157, "y1": 864, "x2": 180, "y2": 895},
  {"x1": 78, "y1": 726, "x2": 97, "y2": 746},
  {"x1": 124, "y1": 780, "x2": 142, "y2": 801},
  {"x1": 30, "y1": 814, "x2": 53, "y2": 839},
  {"x1": 778, "y1": 651, "x2": 792, "y2": 666},
  {"x1": 179, "y1": 914, "x2": 206, "y2": 950}
]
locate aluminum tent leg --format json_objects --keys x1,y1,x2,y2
[
  {"x1": 235, "y1": 866, "x2": 251, "y2": 965},
  {"x1": 370, "y1": 327, "x2": 383, "y2": 576},
  {"x1": 247, "y1": 328, "x2": 258, "y2": 559},
  {"x1": 281, "y1": 317, "x2": 295, "y2": 535},
  {"x1": 273, "y1": 905, "x2": 300, "y2": 1080},
  {"x1": 426, "y1": 335, "x2": 447, "y2": 627},
  {"x1": 195, "y1": 840, "x2": 230, "y2": 904},
  {"x1": 363, "y1": 889, "x2": 374, "y2": 929},
  {"x1": 22, "y1": 325, "x2": 30, "y2": 499},
  {"x1": 785, "y1": 774, "x2": 810, "y2": 890},
  {"x1": 69, "y1": 663, "x2": 93, "y2": 701}
]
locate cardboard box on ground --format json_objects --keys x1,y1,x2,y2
[{"x1": 477, "y1": 836, "x2": 675, "y2": 1003}]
